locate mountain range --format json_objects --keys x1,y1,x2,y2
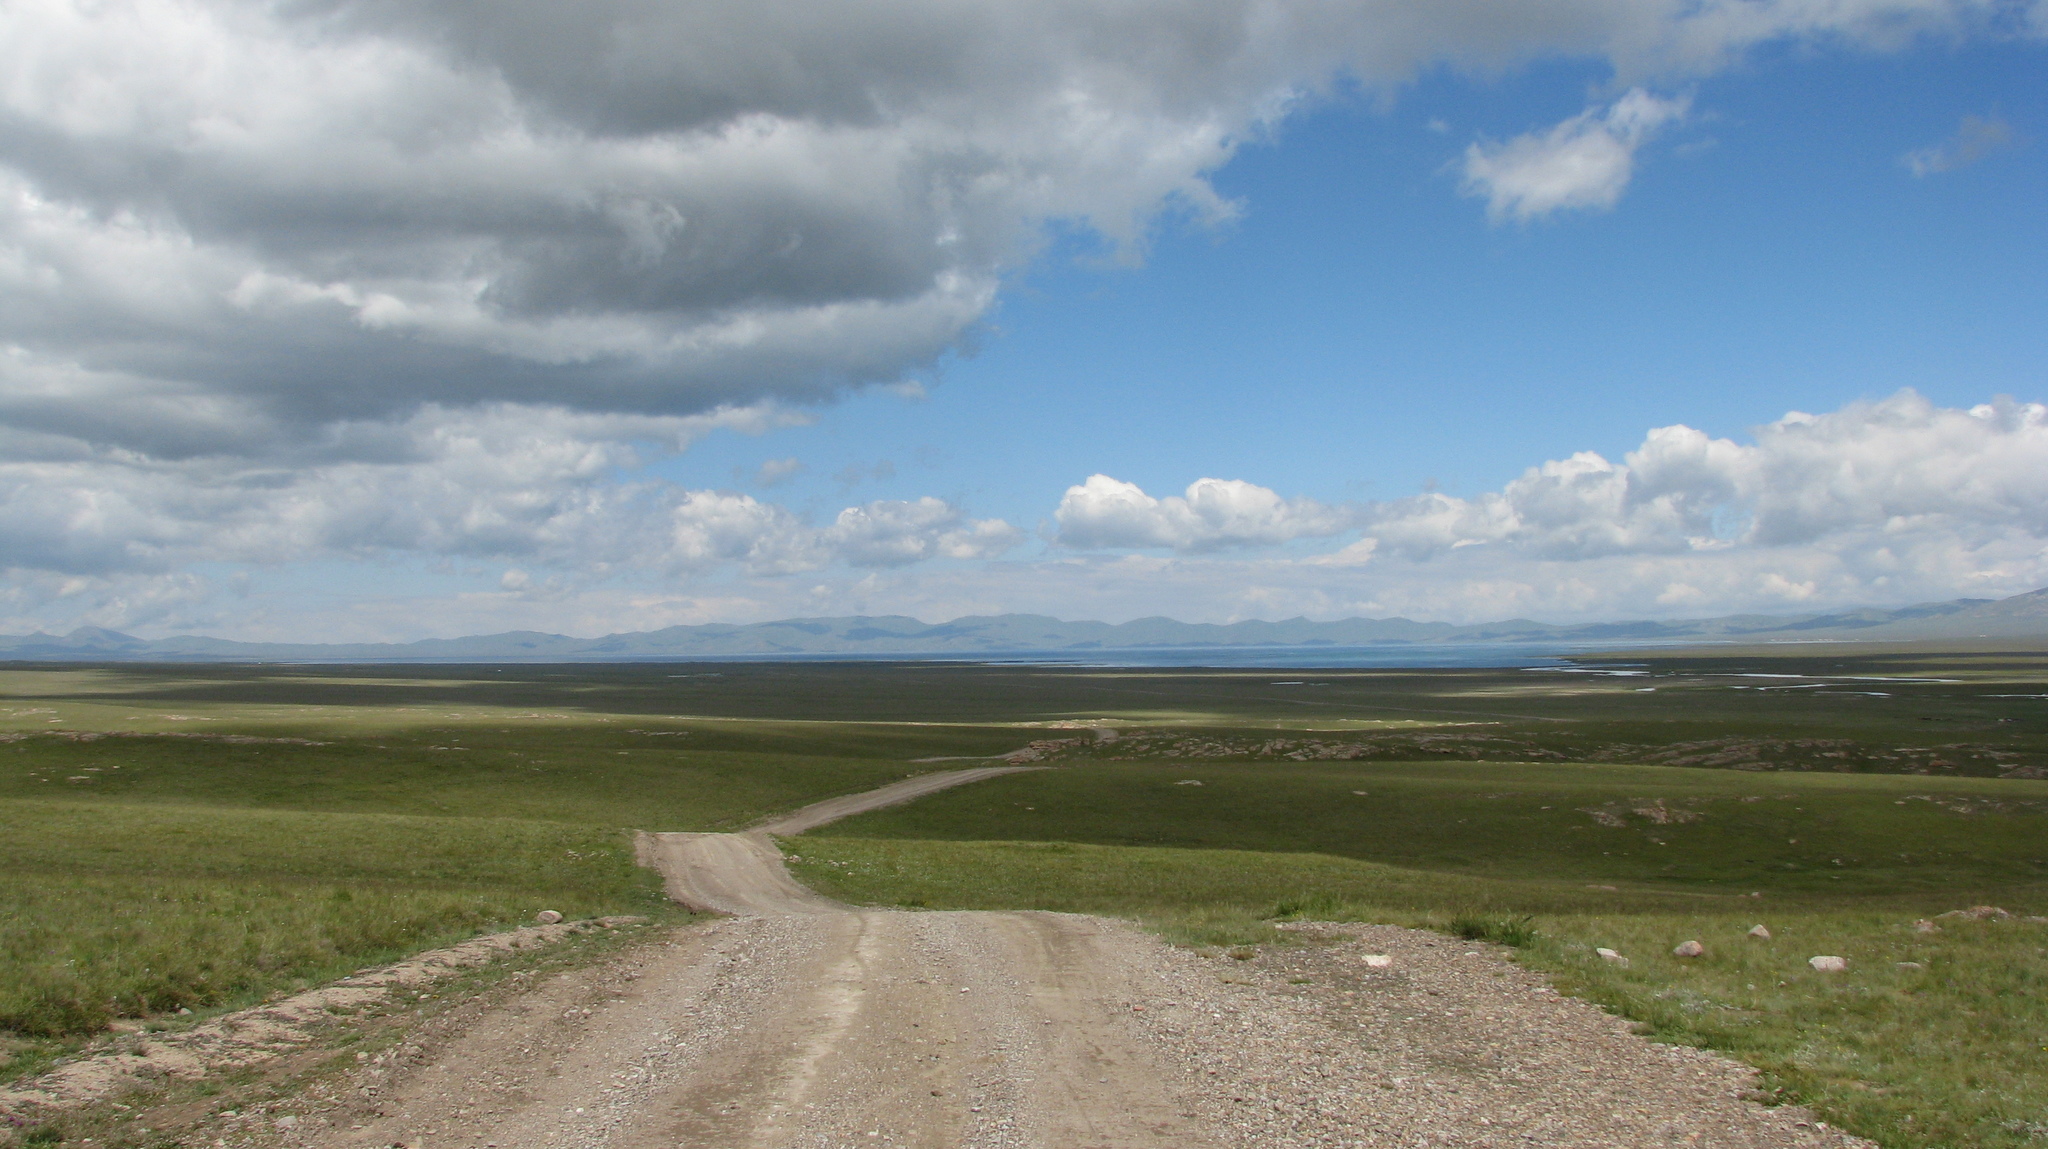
[{"x1": 2, "y1": 587, "x2": 2043, "y2": 663}]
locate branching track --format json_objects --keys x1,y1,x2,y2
[
  {"x1": 298, "y1": 766, "x2": 1871, "y2": 1149},
  {"x1": 610, "y1": 764, "x2": 1211, "y2": 1145}
]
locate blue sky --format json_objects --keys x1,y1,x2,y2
[
  {"x1": 2, "y1": 1, "x2": 2044, "y2": 639},
  {"x1": 675, "y1": 40, "x2": 2046, "y2": 515}
]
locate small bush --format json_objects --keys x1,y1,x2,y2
[
  {"x1": 1448, "y1": 913, "x2": 1538, "y2": 948},
  {"x1": 1267, "y1": 892, "x2": 1351, "y2": 920}
]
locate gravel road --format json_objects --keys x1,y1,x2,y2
[{"x1": 276, "y1": 767, "x2": 1871, "y2": 1149}]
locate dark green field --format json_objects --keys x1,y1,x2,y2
[{"x1": 2, "y1": 651, "x2": 2045, "y2": 1147}]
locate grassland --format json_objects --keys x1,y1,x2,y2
[
  {"x1": 0, "y1": 663, "x2": 1011, "y2": 1080},
  {"x1": 3, "y1": 651, "x2": 2045, "y2": 1147},
  {"x1": 0, "y1": 801, "x2": 654, "y2": 1036}
]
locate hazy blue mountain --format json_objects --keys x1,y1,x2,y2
[{"x1": 3, "y1": 588, "x2": 2042, "y2": 663}]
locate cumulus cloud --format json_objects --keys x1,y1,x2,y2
[
  {"x1": 1902, "y1": 113, "x2": 2016, "y2": 175},
  {"x1": 0, "y1": 403, "x2": 1019, "y2": 583},
  {"x1": 1054, "y1": 393, "x2": 2048, "y2": 574},
  {"x1": 1055, "y1": 475, "x2": 1357, "y2": 552},
  {"x1": 1017, "y1": 393, "x2": 2048, "y2": 628},
  {"x1": 1461, "y1": 89, "x2": 1690, "y2": 222},
  {"x1": 12, "y1": 393, "x2": 2043, "y2": 638},
  {"x1": 1364, "y1": 392, "x2": 2048, "y2": 560}
]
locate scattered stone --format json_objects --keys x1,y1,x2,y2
[
  {"x1": 1910, "y1": 919, "x2": 1939, "y2": 933},
  {"x1": 274, "y1": 1115, "x2": 297, "y2": 1130},
  {"x1": 1808, "y1": 956, "x2": 1848, "y2": 973},
  {"x1": 1746, "y1": 925, "x2": 1771, "y2": 940},
  {"x1": 1361, "y1": 954, "x2": 1393, "y2": 969},
  {"x1": 1595, "y1": 948, "x2": 1629, "y2": 967},
  {"x1": 1896, "y1": 961, "x2": 1925, "y2": 970},
  {"x1": 1936, "y1": 905, "x2": 2011, "y2": 921},
  {"x1": 1672, "y1": 940, "x2": 1705, "y2": 958},
  {"x1": 535, "y1": 910, "x2": 565, "y2": 925}
]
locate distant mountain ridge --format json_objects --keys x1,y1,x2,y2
[{"x1": 3, "y1": 588, "x2": 2043, "y2": 663}]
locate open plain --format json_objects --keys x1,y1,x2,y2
[{"x1": 1, "y1": 652, "x2": 2044, "y2": 1147}]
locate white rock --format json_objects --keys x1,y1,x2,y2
[
  {"x1": 1362, "y1": 954, "x2": 1393, "y2": 969},
  {"x1": 1596, "y1": 948, "x2": 1629, "y2": 967},
  {"x1": 1808, "y1": 955, "x2": 1848, "y2": 972},
  {"x1": 1896, "y1": 961, "x2": 1924, "y2": 970},
  {"x1": 536, "y1": 910, "x2": 565, "y2": 924},
  {"x1": 1672, "y1": 940, "x2": 1705, "y2": 958},
  {"x1": 1747, "y1": 925, "x2": 1771, "y2": 940}
]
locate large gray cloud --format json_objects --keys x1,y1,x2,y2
[{"x1": 2, "y1": 0, "x2": 2022, "y2": 459}]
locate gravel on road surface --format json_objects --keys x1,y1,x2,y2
[{"x1": 66, "y1": 765, "x2": 1874, "y2": 1148}]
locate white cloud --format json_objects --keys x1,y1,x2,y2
[
  {"x1": 0, "y1": 403, "x2": 1020, "y2": 588},
  {"x1": 1462, "y1": 89, "x2": 1690, "y2": 222},
  {"x1": 824, "y1": 499, "x2": 1022, "y2": 569},
  {"x1": 1019, "y1": 392, "x2": 2048, "y2": 626},
  {"x1": 1364, "y1": 392, "x2": 2048, "y2": 558},
  {"x1": 10, "y1": 395, "x2": 2044, "y2": 638},
  {"x1": 1902, "y1": 113, "x2": 2016, "y2": 175},
  {"x1": 1055, "y1": 475, "x2": 1357, "y2": 552}
]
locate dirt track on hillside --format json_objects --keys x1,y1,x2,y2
[{"x1": 249, "y1": 766, "x2": 1871, "y2": 1148}]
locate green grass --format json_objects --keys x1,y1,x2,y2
[
  {"x1": 0, "y1": 723, "x2": 986, "y2": 830},
  {"x1": 4, "y1": 654, "x2": 2046, "y2": 1146},
  {"x1": 804, "y1": 757, "x2": 2048, "y2": 892},
  {"x1": 0, "y1": 663, "x2": 1049, "y2": 1067},
  {"x1": 0, "y1": 799, "x2": 671, "y2": 1062},
  {"x1": 790, "y1": 836, "x2": 2048, "y2": 1149}
]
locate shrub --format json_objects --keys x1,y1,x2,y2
[{"x1": 1448, "y1": 913, "x2": 1538, "y2": 948}]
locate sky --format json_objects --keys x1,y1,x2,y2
[{"x1": 2, "y1": 0, "x2": 2045, "y2": 641}]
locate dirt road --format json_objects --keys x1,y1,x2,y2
[
  {"x1": 311, "y1": 766, "x2": 1215, "y2": 1148},
  {"x1": 289, "y1": 767, "x2": 1871, "y2": 1149}
]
